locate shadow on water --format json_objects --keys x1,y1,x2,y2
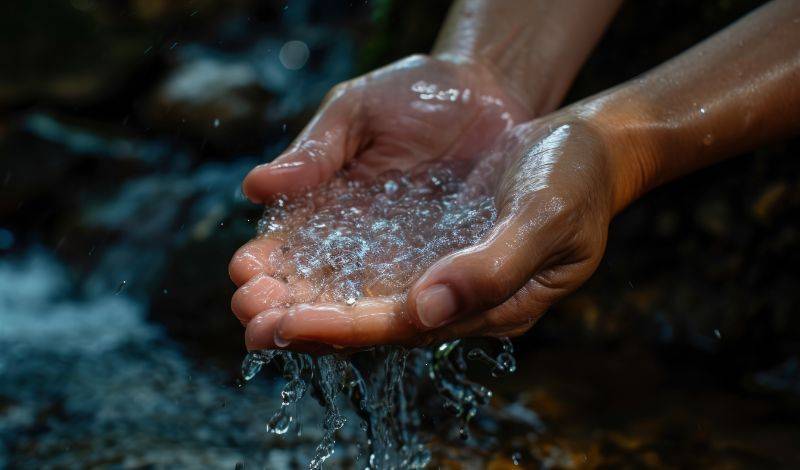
[{"x1": 1, "y1": 0, "x2": 800, "y2": 468}]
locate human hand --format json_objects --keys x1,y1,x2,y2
[
  {"x1": 230, "y1": 54, "x2": 531, "y2": 348},
  {"x1": 235, "y1": 112, "x2": 618, "y2": 350},
  {"x1": 239, "y1": 54, "x2": 530, "y2": 203}
]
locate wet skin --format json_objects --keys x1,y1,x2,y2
[
  {"x1": 230, "y1": 0, "x2": 623, "y2": 351},
  {"x1": 231, "y1": 0, "x2": 800, "y2": 352}
]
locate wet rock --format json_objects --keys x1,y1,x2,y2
[
  {"x1": 144, "y1": 54, "x2": 274, "y2": 148},
  {"x1": 0, "y1": 112, "x2": 184, "y2": 233},
  {"x1": 142, "y1": 16, "x2": 357, "y2": 152}
]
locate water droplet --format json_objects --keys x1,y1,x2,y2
[
  {"x1": 384, "y1": 180, "x2": 399, "y2": 194},
  {"x1": 114, "y1": 280, "x2": 127, "y2": 295}
]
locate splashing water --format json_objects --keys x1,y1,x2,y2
[{"x1": 241, "y1": 161, "x2": 516, "y2": 469}]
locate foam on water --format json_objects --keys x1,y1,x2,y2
[{"x1": 242, "y1": 161, "x2": 516, "y2": 469}]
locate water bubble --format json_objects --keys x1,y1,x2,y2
[
  {"x1": 279, "y1": 40, "x2": 310, "y2": 70},
  {"x1": 266, "y1": 412, "x2": 292, "y2": 434},
  {"x1": 384, "y1": 179, "x2": 399, "y2": 194}
]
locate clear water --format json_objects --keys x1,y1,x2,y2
[
  {"x1": 258, "y1": 161, "x2": 497, "y2": 304},
  {"x1": 241, "y1": 161, "x2": 517, "y2": 469}
]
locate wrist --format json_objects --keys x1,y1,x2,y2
[
  {"x1": 565, "y1": 92, "x2": 664, "y2": 216},
  {"x1": 430, "y1": 49, "x2": 542, "y2": 118},
  {"x1": 432, "y1": 0, "x2": 622, "y2": 117},
  {"x1": 433, "y1": 40, "x2": 574, "y2": 119}
]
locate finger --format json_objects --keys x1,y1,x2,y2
[
  {"x1": 427, "y1": 280, "x2": 552, "y2": 342},
  {"x1": 273, "y1": 297, "x2": 421, "y2": 348},
  {"x1": 231, "y1": 273, "x2": 291, "y2": 324},
  {"x1": 242, "y1": 85, "x2": 365, "y2": 202},
  {"x1": 229, "y1": 238, "x2": 285, "y2": 286},
  {"x1": 245, "y1": 308, "x2": 336, "y2": 354},
  {"x1": 245, "y1": 308, "x2": 284, "y2": 349},
  {"x1": 426, "y1": 259, "x2": 600, "y2": 343},
  {"x1": 407, "y1": 202, "x2": 563, "y2": 330}
]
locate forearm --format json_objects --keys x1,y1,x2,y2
[
  {"x1": 576, "y1": 0, "x2": 800, "y2": 214},
  {"x1": 432, "y1": 0, "x2": 622, "y2": 116}
]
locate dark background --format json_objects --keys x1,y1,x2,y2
[{"x1": 1, "y1": 0, "x2": 798, "y2": 467}]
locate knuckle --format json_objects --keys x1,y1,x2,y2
[
  {"x1": 486, "y1": 285, "x2": 547, "y2": 330},
  {"x1": 476, "y1": 269, "x2": 510, "y2": 302},
  {"x1": 404, "y1": 53, "x2": 430, "y2": 64}
]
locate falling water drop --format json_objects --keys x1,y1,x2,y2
[{"x1": 114, "y1": 280, "x2": 127, "y2": 295}]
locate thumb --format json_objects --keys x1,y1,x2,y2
[
  {"x1": 242, "y1": 85, "x2": 365, "y2": 202},
  {"x1": 407, "y1": 201, "x2": 563, "y2": 330}
]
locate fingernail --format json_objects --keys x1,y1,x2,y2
[
  {"x1": 416, "y1": 285, "x2": 458, "y2": 328},
  {"x1": 274, "y1": 316, "x2": 291, "y2": 348},
  {"x1": 245, "y1": 309, "x2": 283, "y2": 350},
  {"x1": 274, "y1": 330, "x2": 291, "y2": 348}
]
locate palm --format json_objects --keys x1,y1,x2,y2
[
  {"x1": 342, "y1": 55, "x2": 529, "y2": 177},
  {"x1": 231, "y1": 55, "x2": 536, "y2": 352},
  {"x1": 241, "y1": 56, "x2": 530, "y2": 201}
]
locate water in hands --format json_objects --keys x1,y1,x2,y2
[{"x1": 241, "y1": 160, "x2": 517, "y2": 469}]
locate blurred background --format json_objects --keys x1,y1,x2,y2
[{"x1": 1, "y1": 0, "x2": 799, "y2": 467}]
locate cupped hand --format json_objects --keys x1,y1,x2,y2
[
  {"x1": 229, "y1": 54, "x2": 532, "y2": 349},
  {"x1": 233, "y1": 110, "x2": 618, "y2": 351},
  {"x1": 240, "y1": 54, "x2": 530, "y2": 202}
]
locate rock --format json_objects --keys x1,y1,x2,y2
[
  {"x1": 144, "y1": 55, "x2": 274, "y2": 148},
  {"x1": 751, "y1": 181, "x2": 788, "y2": 222},
  {"x1": 0, "y1": 0, "x2": 153, "y2": 106}
]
